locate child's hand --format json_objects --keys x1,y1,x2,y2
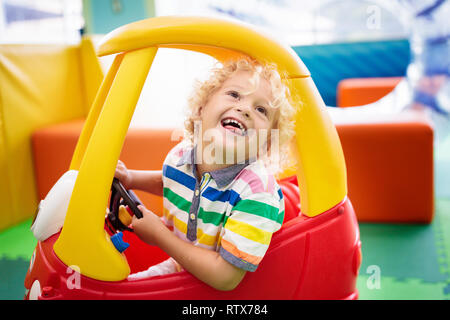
[
  {"x1": 114, "y1": 160, "x2": 132, "y2": 189},
  {"x1": 131, "y1": 205, "x2": 164, "y2": 246}
]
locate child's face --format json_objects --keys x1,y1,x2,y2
[{"x1": 197, "y1": 70, "x2": 279, "y2": 165}]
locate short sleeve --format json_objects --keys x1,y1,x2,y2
[
  {"x1": 219, "y1": 190, "x2": 284, "y2": 272},
  {"x1": 162, "y1": 140, "x2": 190, "y2": 168}
]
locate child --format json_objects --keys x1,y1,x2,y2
[{"x1": 115, "y1": 58, "x2": 295, "y2": 291}]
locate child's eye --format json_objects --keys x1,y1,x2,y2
[
  {"x1": 227, "y1": 91, "x2": 240, "y2": 99},
  {"x1": 256, "y1": 106, "x2": 267, "y2": 115}
]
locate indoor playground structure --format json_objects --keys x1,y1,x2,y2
[{"x1": 0, "y1": 0, "x2": 449, "y2": 301}]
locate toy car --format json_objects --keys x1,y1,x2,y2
[{"x1": 24, "y1": 16, "x2": 361, "y2": 300}]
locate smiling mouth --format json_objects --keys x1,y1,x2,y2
[{"x1": 221, "y1": 118, "x2": 247, "y2": 136}]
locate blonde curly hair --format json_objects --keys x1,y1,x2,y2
[{"x1": 184, "y1": 58, "x2": 297, "y2": 173}]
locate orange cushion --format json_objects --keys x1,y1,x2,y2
[
  {"x1": 32, "y1": 119, "x2": 179, "y2": 215},
  {"x1": 337, "y1": 77, "x2": 403, "y2": 107},
  {"x1": 335, "y1": 112, "x2": 434, "y2": 223}
]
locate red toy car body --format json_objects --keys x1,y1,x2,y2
[{"x1": 24, "y1": 176, "x2": 361, "y2": 300}]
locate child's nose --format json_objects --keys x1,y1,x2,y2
[{"x1": 236, "y1": 106, "x2": 251, "y2": 119}]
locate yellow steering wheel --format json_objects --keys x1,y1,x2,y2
[{"x1": 53, "y1": 16, "x2": 347, "y2": 282}]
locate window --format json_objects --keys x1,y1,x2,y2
[
  {"x1": 155, "y1": 0, "x2": 408, "y2": 46},
  {"x1": 0, "y1": 0, "x2": 83, "y2": 43}
]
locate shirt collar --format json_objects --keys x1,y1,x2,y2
[{"x1": 176, "y1": 145, "x2": 254, "y2": 188}]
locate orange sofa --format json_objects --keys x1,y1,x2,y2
[{"x1": 32, "y1": 109, "x2": 434, "y2": 223}]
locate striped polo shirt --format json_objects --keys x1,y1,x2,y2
[{"x1": 161, "y1": 141, "x2": 285, "y2": 272}]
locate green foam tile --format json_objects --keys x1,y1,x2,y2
[
  {"x1": 0, "y1": 257, "x2": 29, "y2": 300},
  {"x1": 358, "y1": 222, "x2": 447, "y2": 282},
  {"x1": 357, "y1": 275, "x2": 447, "y2": 300},
  {"x1": 0, "y1": 219, "x2": 37, "y2": 260}
]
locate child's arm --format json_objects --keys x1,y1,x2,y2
[
  {"x1": 115, "y1": 160, "x2": 163, "y2": 196},
  {"x1": 126, "y1": 169, "x2": 163, "y2": 196},
  {"x1": 132, "y1": 205, "x2": 246, "y2": 291}
]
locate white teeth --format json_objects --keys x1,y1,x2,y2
[{"x1": 222, "y1": 118, "x2": 247, "y2": 135}]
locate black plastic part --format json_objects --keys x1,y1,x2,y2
[
  {"x1": 106, "y1": 178, "x2": 144, "y2": 233},
  {"x1": 111, "y1": 178, "x2": 143, "y2": 219}
]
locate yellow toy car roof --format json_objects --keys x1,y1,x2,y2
[{"x1": 97, "y1": 16, "x2": 310, "y2": 78}]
